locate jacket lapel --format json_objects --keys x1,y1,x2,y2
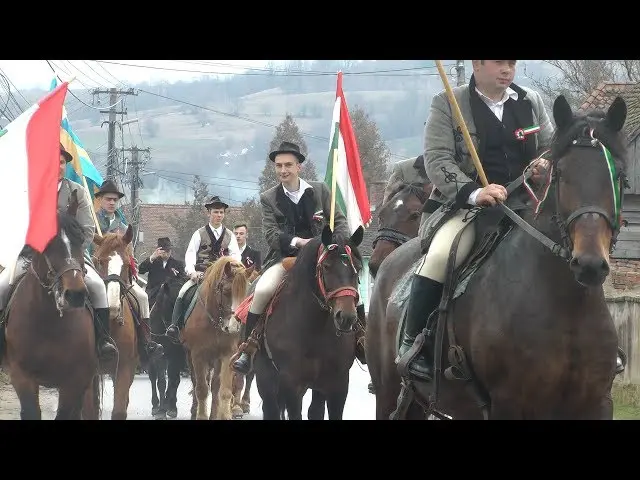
[
  {"x1": 275, "y1": 185, "x2": 296, "y2": 227},
  {"x1": 468, "y1": 75, "x2": 488, "y2": 161},
  {"x1": 506, "y1": 83, "x2": 537, "y2": 160}
]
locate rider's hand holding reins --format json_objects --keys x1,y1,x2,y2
[
  {"x1": 475, "y1": 184, "x2": 508, "y2": 207},
  {"x1": 530, "y1": 157, "x2": 550, "y2": 184}
]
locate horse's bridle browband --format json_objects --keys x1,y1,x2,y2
[
  {"x1": 31, "y1": 254, "x2": 84, "y2": 294},
  {"x1": 315, "y1": 243, "x2": 359, "y2": 311}
]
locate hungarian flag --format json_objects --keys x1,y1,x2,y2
[
  {"x1": 0, "y1": 81, "x2": 69, "y2": 270},
  {"x1": 324, "y1": 72, "x2": 371, "y2": 234}
]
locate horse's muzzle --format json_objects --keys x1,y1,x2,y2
[
  {"x1": 569, "y1": 253, "x2": 610, "y2": 287},
  {"x1": 333, "y1": 309, "x2": 357, "y2": 334},
  {"x1": 63, "y1": 289, "x2": 88, "y2": 309}
]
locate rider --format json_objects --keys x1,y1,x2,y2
[
  {"x1": 231, "y1": 141, "x2": 357, "y2": 375},
  {"x1": 165, "y1": 195, "x2": 242, "y2": 340},
  {"x1": 93, "y1": 179, "x2": 163, "y2": 361},
  {"x1": 397, "y1": 60, "x2": 555, "y2": 381},
  {"x1": 0, "y1": 143, "x2": 118, "y2": 360},
  {"x1": 383, "y1": 154, "x2": 431, "y2": 205}
]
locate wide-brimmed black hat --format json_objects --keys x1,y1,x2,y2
[
  {"x1": 60, "y1": 143, "x2": 73, "y2": 163},
  {"x1": 95, "y1": 179, "x2": 125, "y2": 199},
  {"x1": 205, "y1": 195, "x2": 229, "y2": 210},
  {"x1": 157, "y1": 237, "x2": 172, "y2": 250},
  {"x1": 268, "y1": 141, "x2": 306, "y2": 164}
]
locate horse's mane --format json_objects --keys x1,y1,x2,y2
[
  {"x1": 200, "y1": 256, "x2": 248, "y2": 305},
  {"x1": 550, "y1": 109, "x2": 628, "y2": 177},
  {"x1": 94, "y1": 232, "x2": 133, "y2": 259},
  {"x1": 57, "y1": 211, "x2": 85, "y2": 249}
]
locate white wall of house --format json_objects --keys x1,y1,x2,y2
[{"x1": 359, "y1": 257, "x2": 374, "y2": 313}]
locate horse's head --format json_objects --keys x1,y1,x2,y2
[
  {"x1": 34, "y1": 189, "x2": 88, "y2": 313},
  {"x1": 92, "y1": 224, "x2": 134, "y2": 320},
  {"x1": 317, "y1": 224, "x2": 364, "y2": 333},
  {"x1": 370, "y1": 182, "x2": 431, "y2": 277},
  {"x1": 200, "y1": 257, "x2": 253, "y2": 334},
  {"x1": 549, "y1": 94, "x2": 628, "y2": 287}
]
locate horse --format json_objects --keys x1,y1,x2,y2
[
  {"x1": 90, "y1": 224, "x2": 140, "y2": 420},
  {"x1": 181, "y1": 257, "x2": 254, "y2": 420},
  {"x1": 369, "y1": 181, "x2": 431, "y2": 278},
  {"x1": 147, "y1": 272, "x2": 188, "y2": 419},
  {"x1": 2, "y1": 190, "x2": 101, "y2": 420},
  {"x1": 252, "y1": 225, "x2": 364, "y2": 420},
  {"x1": 371, "y1": 95, "x2": 628, "y2": 420}
]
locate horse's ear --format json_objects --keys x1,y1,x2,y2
[
  {"x1": 321, "y1": 225, "x2": 333, "y2": 246},
  {"x1": 67, "y1": 189, "x2": 79, "y2": 217},
  {"x1": 553, "y1": 95, "x2": 574, "y2": 131},
  {"x1": 605, "y1": 96, "x2": 627, "y2": 133},
  {"x1": 244, "y1": 264, "x2": 255, "y2": 279},
  {"x1": 123, "y1": 224, "x2": 133, "y2": 245},
  {"x1": 224, "y1": 260, "x2": 233, "y2": 278},
  {"x1": 350, "y1": 225, "x2": 364, "y2": 247},
  {"x1": 93, "y1": 233, "x2": 104, "y2": 246}
]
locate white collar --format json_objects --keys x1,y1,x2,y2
[
  {"x1": 282, "y1": 178, "x2": 312, "y2": 196},
  {"x1": 475, "y1": 86, "x2": 518, "y2": 105}
]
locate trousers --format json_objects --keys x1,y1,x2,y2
[
  {"x1": 0, "y1": 258, "x2": 109, "y2": 310},
  {"x1": 415, "y1": 209, "x2": 476, "y2": 282},
  {"x1": 249, "y1": 262, "x2": 287, "y2": 314}
]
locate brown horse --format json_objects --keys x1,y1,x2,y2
[
  {"x1": 2, "y1": 191, "x2": 101, "y2": 419},
  {"x1": 182, "y1": 257, "x2": 254, "y2": 420},
  {"x1": 372, "y1": 95, "x2": 627, "y2": 420},
  {"x1": 369, "y1": 182, "x2": 431, "y2": 278},
  {"x1": 252, "y1": 225, "x2": 363, "y2": 420},
  {"x1": 90, "y1": 225, "x2": 139, "y2": 420}
]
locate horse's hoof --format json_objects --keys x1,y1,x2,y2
[
  {"x1": 154, "y1": 411, "x2": 167, "y2": 420},
  {"x1": 241, "y1": 403, "x2": 250, "y2": 414},
  {"x1": 232, "y1": 406, "x2": 244, "y2": 419},
  {"x1": 167, "y1": 408, "x2": 178, "y2": 418},
  {"x1": 152, "y1": 406, "x2": 161, "y2": 416}
]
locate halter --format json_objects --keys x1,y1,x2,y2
[
  {"x1": 315, "y1": 243, "x2": 359, "y2": 309},
  {"x1": 520, "y1": 127, "x2": 626, "y2": 258},
  {"x1": 197, "y1": 273, "x2": 235, "y2": 330}
]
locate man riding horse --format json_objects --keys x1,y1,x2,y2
[
  {"x1": 396, "y1": 60, "x2": 556, "y2": 381},
  {"x1": 165, "y1": 195, "x2": 242, "y2": 341},
  {"x1": 0, "y1": 144, "x2": 118, "y2": 360},
  {"x1": 231, "y1": 141, "x2": 367, "y2": 375}
]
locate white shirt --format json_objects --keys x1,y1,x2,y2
[
  {"x1": 239, "y1": 243, "x2": 246, "y2": 255},
  {"x1": 184, "y1": 223, "x2": 242, "y2": 275},
  {"x1": 468, "y1": 87, "x2": 519, "y2": 206},
  {"x1": 283, "y1": 179, "x2": 313, "y2": 248}
]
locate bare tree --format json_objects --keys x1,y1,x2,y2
[{"x1": 350, "y1": 105, "x2": 391, "y2": 184}]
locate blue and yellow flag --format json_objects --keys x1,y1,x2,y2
[{"x1": 50, "y1": 77, "x2": 127, "y2": 226}]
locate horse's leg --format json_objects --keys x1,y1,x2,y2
[
  {"x1": 57, "y1": 384, "x2": 86, "y2": 420},
  {"x1": 241, "y1": 372, "x2": 254, "y2": 413},
  {"x1": 191, "y1": 353, "x2": 211, "y2": 420},
  {"x1": 308, "y1": 390, "x2": 326, "y2": 420},
  {"x1": 166, "y1": 348, "x2": 182, "y2": 418},
  {"x1": 187, "y1": 350, "x2": 197, "y2": 420},
  {"x1": 255, "y1": 353, "x2": 280, "y2": 420},
  {"x1": 11, "y1": 369, "x2": 41, "y2": 420},
  {"x1": 81, "y1": 374, "x2": 101, "y2": 420},
  {"x1": 280, "y1": 383, "x2": 304, "y2": 420},
  {"x1": 209, "y1": 359, "x2": 222, "y2": 420},
  {"x1": 231, "y1": 373, "x2": 244, "y2": 418},
  {"x1": 111, "y1": 363, "x2": 136, "y2": 420},
  {"x1": 215, "y1": 356, "x2": 235, "y2": 420},
  {"x1": 325, "y1": 377, "x2": 349, "y2": 420}
]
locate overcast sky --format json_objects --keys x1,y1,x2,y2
[{"x1": 0, "y1": 60, "x2": 273, "y2": 90}]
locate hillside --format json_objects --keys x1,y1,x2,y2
[{"x1": 13, "y1": 60, "x2": 556, "y2": 206}]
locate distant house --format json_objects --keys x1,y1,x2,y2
[{"x1": 579, "y1": 82, "x2": 640, "y2": 289}]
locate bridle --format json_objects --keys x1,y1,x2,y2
[
  {"x1": 197, "y1": 273, "x2": 235, "y2": 331},
  {"x1": 315, "y1": 243, "x2": 360, "y2": 311},
  {"x1": 518, "y1": 126, "x2": 626, "y2": 260}
]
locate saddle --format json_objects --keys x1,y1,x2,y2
[{"x1": 394, "y1": 186, "x2": 531, "y2": 420}]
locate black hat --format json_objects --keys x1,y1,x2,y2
[
  {"x1": 268, "y1": 141, "x2": 306, "y2": 164},
  {"x1": 95, "y1": 179, "x2": 125, "y2": 199},
  {"x1": 60, "y1": 143, "x2": 73, "y2": 163},
  {"x1": 205, "y1": 195, "x2": 229, "y2": 210},
  {"x1": 157, "y1": 237, "x2": 172, "y2": 250}
]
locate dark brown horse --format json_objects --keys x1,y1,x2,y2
[
  {"x1": 253, "y1": 225, "x2": 364, "y2": 420},
  {"x1": 2, "y1": 191, "x2": 101, "y2": 420},
  {"x1": 148, "y1": 272, "x2": 188, "y2": 419},
  {"x1": 369, "y1": 182, "x2": 431, "y2": 278},
  {"x1": 372, "y1": 95, "x2": 628, "y2": 420}
]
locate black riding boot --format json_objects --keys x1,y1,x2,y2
[
  {"x1": 355, "y1": 303, "x2": 367, "y2": 365},
  {"x1": 397, "y1": 274, "x2": 443, "y2": 381},
  {"x1": 94, "y1": 308, "x2": 118, "y2": 360},
  {"x1": 232, "y1": 312, "x2": 261, "y2": 375},
  {"x1": 166, "y1": 296, "x2": 185, "y2": 341}
]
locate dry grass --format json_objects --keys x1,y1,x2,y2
[{"x1": 612, "y1": 380, "x2": 640, "y2": 419}]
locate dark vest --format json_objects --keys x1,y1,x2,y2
[
  {"x1": 195, "y1": 226, "x2": 232, "y2": 270},
  {"x1": 284, "y1": 195, "x2": 314, "y2": 241},
  {"x1": 474, "y1": 98, "x2": 529, "y2": 186}
]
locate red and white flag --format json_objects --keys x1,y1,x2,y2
[{"x1": 0, "y1": 81, "x2": 69, "y2": 269}]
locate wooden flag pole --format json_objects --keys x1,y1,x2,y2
[{"x1": 434, "y1": 60, "x2": 489, "y2": 188}]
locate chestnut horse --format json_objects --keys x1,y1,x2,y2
[
  {"x1": 2, "y1": 191, "x2": 101, "y2": 419},
  {"x1": 182, "y1": 257, "x2": 254, "y2": 420}
]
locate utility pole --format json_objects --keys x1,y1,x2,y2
[
  {"x1": 122, "y1": 146, "x2": 150, "y2": 250},
  {"x1": 91, "y1": 87, "x2": 137, "y2": 181},
  {"x1": 456, "y1": 60, "x2": 466, "y2": 86}
]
